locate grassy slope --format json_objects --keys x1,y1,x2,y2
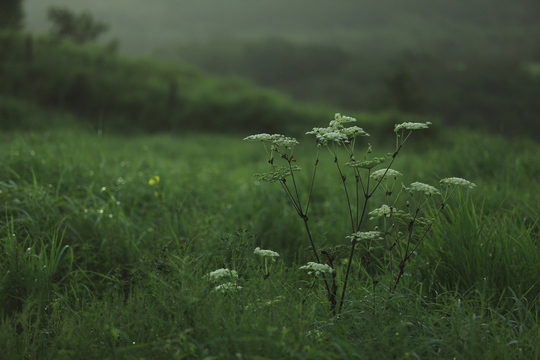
[
  {"x1": 1, "y1": 31, "x2": 436, "y2": 139},
  {"x1": 1, "y1": 126, "x2": 539, "y2": 359}
]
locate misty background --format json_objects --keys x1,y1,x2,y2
[{"x1": 9, "y1": 0, "x2": 540, "y2": 138}]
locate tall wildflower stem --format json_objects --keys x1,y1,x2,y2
[
  {"x1": 392, "y1": 202, "x2": 445, "y2": 292},
  {"x1": 288, "y1": 160, "x2": 302, "y2": 210},
  {"x1": 302, "y1": 216, "x2": 331, "y2": 294},
  {"x1": 279, "y1": 180, "x2": 302, "y2": 215},
  {"x1": 338, "y1": 196, "x2": 370, "y2": 315},
  {"x1": 304, "y1": 149, "x2": 321, "y2": 217},
  {"x1": 334, "y1": 157, "x2": 355, "y2": 232},
  {"x1": 286, "y1": 153, "x2": 331, "y2": 294},
  {"x1": 338, "y1": 147, "x2": 402, "y2": 316},
  {"x1": 355, "y1": 168, "x2": 361, "y2": 229}
]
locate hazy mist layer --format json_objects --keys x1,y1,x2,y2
[{"x1": 24, "y1": 0, "x2": 540, "y2": 57}]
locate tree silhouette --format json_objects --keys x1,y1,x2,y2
[{"x1": 47, "y1": 6, "x2": 109, "y2": 44}]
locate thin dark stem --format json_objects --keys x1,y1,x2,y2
[
  {"x1": 288, "y1": 161, "x2": 302, "y2": 211},
  {"x1": 304, "y1": 150, "x2": 320, "y2": 217},
  {"x1": 302, "y1": 279, "x2": 318, "y2": 305},
  {"x1": 338, "y1": 240, "x2": 357, "y2": 315},
  {"x1": 338, "y1": 144, "x2": 406, "y2": 315},
  {"x1": 368, "y1": 147, "x2": 402, "y2": 198},
  {"x1": 357, "y1": 171, "x2": 370, "y2": 232},
  {"x1": 278, "y1": 153, "x2": 330, "y2": 295},
  {"x1": 279, "y1": 181, "x2": 302, "y2": 215},
  {"x1": 355, "y1": 168, "x2": 360, "y2": 229},
  {"x1": 335, "y1": 158, "x2": 355, "y2": 232},
  {"x1": 302, "y1": 218, "x2": 331, "y2": 294},
  {"x1": 338, "y1": 195, "x2": 370, "y2": 315},
  {"x1": 391, "y1": 202, "x2": 444, "y2": 292}
]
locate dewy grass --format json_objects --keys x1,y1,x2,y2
[
  {"x1": 2, "y1": 127, "x2": 539, "y2": 358},
  {"x1": 245, "y1": 113, "x2": 476, "y2": 315}
]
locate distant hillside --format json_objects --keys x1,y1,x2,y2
[
  {"x1": 1, "y1": 32, "x2": 434, "y2": 139},
  {"x1": 24, "y1": 0, "x2": 540, "y2": 60}
]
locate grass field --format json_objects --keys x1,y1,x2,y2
[
  {"x1": 1, "y1": 123, "x2": 539, "y2": 359},
  {"x1": 2, "y1": 13, "x2": 540, "y2": 358}
]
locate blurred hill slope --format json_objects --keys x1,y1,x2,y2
[
  {"x1": 24, "y1": 0, "x2": 540, "y2": 59},
  {"x1": 1, "y1": 32, "x2": 435, "y2": 139}
]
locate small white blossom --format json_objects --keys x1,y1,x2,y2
[
  {"x1": 409, "y1": 182, "x2": 441, "y2": 196},
  {"x1": 299, "y1": 262, "x2": 333, "y2": 276},
  {"x1": 370, "y1": 169, "x2": 403, "y2": 181},
  {"x1": 329, "y1": 113, "x2": 356, "y2": 128},
  {"x1": 271, "y1": 135, "x2": 299, "y2": 148},
  {"x1": 318, "y1": 131, "x2": 349, "y2": 143},
  {"x1": 213, "y1": 282, "x2": 242, "y2": 292},
  {"x1": 244, "y1": 133, "x2": 273, "y2": 141},
  {"x1": 305, "y1": 127, "x2": 331, "y2": 135},
  {"x1": 341, "y1": 126, "x2": 369, "y2": 137},
  {"x1": 254, "y1": 247, "x2": 280, "y2": 258},
  {"x1": 394, "y1": 122, "x2": 432, "y2": 132},
  {"x1": 440, "y1": 177, "x2": 476, "y2": 189},
  {"x1": 369, "y1": 205, "x2": 394, "y2": 219},
  {"x1": 306, "y1": 116, "x2": 368, "y2": 145},
  {"x1": 346, "y1": 231, "x2": 383, "y2": 243},
  {"x1": 244, "y1": 134, "x2": 298, "y2": 148},
  {"x1": 205, "y1": 268, "x2": 238, "y2": 282}
]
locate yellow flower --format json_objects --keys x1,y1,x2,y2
[{"x1": 148, "y1": 175, "x2": 160, "y2": 186}]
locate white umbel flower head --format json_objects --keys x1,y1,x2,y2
[
  {"x1": 369, "y1": 205, "x2": 394, "y2": 219},
  {"x1": 299, "y1": 262, "x2": 334, "y2": 276},
  {"x1": 244, "y1": 134, "x2": 299, "y2": 148},
  {"x1": 440, "y1": 177, "x2": 477, "y2": 189},
  {"x1": 394, "y1": 122, "x2": 432, "y2": 132},
  {"x1": 305, "y1": 127, "x2": 330, "y2": 135},
  {"x1": 370, "y1": 169, "x2": 403, "y2": 181},
  {"x1": 243, "y1": 133, "x2": 274, "y2": 141},
  {"x1": 213, "y1": 282, "x2": 242, "y2": 292},
  {"x1": 318, "y1": 131, "x2": 349, "y2": 143},
  {"x1": 409, "y1": 182, "x2": 441, "y2": 196},
  {"x1": 341, "y1": 126, "x2": 369, "y2": 137},
  {"x1": 329, "y1": 113, "x2": 356, "y2": 128},
  {"x1": 272, "y1": 135, "x2": 299, "y2": 148},
  {"x1": 205, "y1": 268, "x2": 238, "y2": 282},
  {"x1": 346, "y1": 231, "x2": 383, "y2": 243},
  {"x1": 254, "y1": 247, "x2": 280, "y2": 258}
]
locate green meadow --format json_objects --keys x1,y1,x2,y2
[{"x1": 1, "y1": 30, "x2": 540, "y2": 359}]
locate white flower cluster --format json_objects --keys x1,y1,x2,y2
[
  {"x1": 306, "y1": 113, "x2": 369, "y2": 145},
  {"x1": 205, "y1": 268, "x2": 242, "y2": 293},
  {"x1": 346, "y1": 231, "x2": 384, "y2": 243},
  {"x1": 254, "y1": 247, "x2": 280, "y2": 258},
  {"x1": 243, "y1": 133, "x2": 299, "y2": 148},
  {"x1": 394, "y1": 122, "x2": 432, "y2": 132},
  {"x1": 205, "y1": 268, "x2": 238, "y2": 282},
  {"x1": 370, "y1": 168, "x2": 403, "y2": 181},
  {"x1": 317, "y1": 131, "x2": 349, "y2": 143},
  {"x1": 440, "y1": 177, "x2": 477, "y2": 189},
  {"x1": 243, "y1": 133, "x2": 274, "y2": 141},
  {"x1": 368, "y1": 205, "x2": 394, "y2": 219},
  {"x1": 299, "y1": 262, "x2": 334, "y2": 276},
  {"x1": 408, "y1": 182, "x2": 441, "y2": 196},
  {"x1": 329, "y1": 113, "x2": 357, "y2": 128},
  {"x1": 213, "y1": 282, "x2": 243, "y2": 293}
]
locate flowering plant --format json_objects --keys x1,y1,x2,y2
[
  {"x1": 254, "y1": 247, "x2": 280, "y2": 279},
  {"x1": 244, "y1": 113, "x2": 476, "y2": 315}
]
